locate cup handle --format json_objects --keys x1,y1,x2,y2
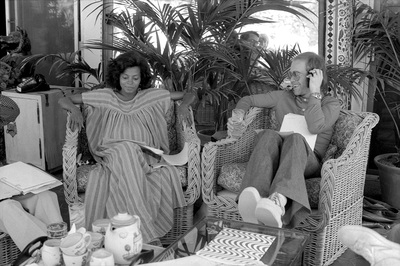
[
  {"x1": 134, "y1": 215, "x2": 141, "y2": 229},
  {"x1": 83, "y1": 233, "x2": 92, "y2": 247}
]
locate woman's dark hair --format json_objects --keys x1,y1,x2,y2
[
  {"x1": 106, "y1": 51, "x2": 153, "y2": 91},
  {"x1": 293, "y1": 52, "x2": 328, "y2": 92}
]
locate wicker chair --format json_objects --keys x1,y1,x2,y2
[
  {"x1": 62, "y1": 99, "x2": 201, "y2": 246},
  {"x1": 0, "y1": 232, "x2": 20, "y2": 266},
  {"x1": 201, "y1": 107, "x2": 379, "y2": 266}
]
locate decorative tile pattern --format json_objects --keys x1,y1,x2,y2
[{"x1": 325, "y1": 0, "x2": 354, "y2": 109}]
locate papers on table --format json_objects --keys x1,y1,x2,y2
[
  {"x1": 279, "y1": 113, "x2": 317, "y2": 150},
  {"x1": 0, "y1": 161, "x2": 62, "y2": 200},
  {"x1": 196, "y1": 227, "x2": 276, "y2": 265}
]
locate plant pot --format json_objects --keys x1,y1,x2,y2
[
  {"x1": 374, "y1": 153, "x2": 400, "y2": 209},
  {"x1": 197, "y1": 128, "x2": 216, "y2": 146}
]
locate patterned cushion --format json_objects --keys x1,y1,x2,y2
[
  {"x1": 217, "y1": 162, "x2": 321, "y2": 208},
  {"x1": 217, "y1": 163, "x2": 248, "y2": 193},
  {"x1": 322, "y1": 111, "x2": 363, "y2": 162},
  {"x1": 305, "y1": 178, "x2": 321, "y2": 209}
]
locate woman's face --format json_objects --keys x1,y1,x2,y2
[{"x1": 119, "y1": 66, "x2": 141, "y2": 95}]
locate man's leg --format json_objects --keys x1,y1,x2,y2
[
  {"x1": 16, "y1": 190, "x2": 63, "y2": 225},
  {"x1": 0, "y1": 199, "x2": 48, "y2": 250},
  {"x1": 256, "y1": 134, "x2": 320, "y2": 227}
]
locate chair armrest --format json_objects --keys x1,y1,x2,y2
[
  {"x1": 174, "y1": 104, "x2": 202, "y2": 206},
  {"x1": 201, "y1": 107, "x2": 268, "y2": 212},
  {"x1": 297, "y1": 112, "x2": 379, "y2": 232},
  {"x1": 62, "y1": 112, "x2": 82, "y2": 205}
]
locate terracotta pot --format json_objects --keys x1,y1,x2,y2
[
  {"x1": 197, "y1": 128, "x2": 215, "y2": 146},
  {"x1": 374, "y1": 153, "x2": 400, "y2": 209}
]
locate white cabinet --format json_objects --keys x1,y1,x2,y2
[{"x1": 2, "y1": 87, "x2": 75, "y2": 171}]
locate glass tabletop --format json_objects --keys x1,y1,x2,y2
[{"x1": 152, "y1": 216, "x2": 309, "y2": 266}]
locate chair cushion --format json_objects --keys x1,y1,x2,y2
[
  {"x1": 217, "y1": 163, "x2": 247, "y2": 193},
  {"x1": 217, "y1": 162, "x2": 321, "y2": 208},
  {"x1": 76, "y1": 164, "x2": 188, "y2": 193},
  {"x1": 322, "y1": 111, "x2": 363, "y2": 162}
]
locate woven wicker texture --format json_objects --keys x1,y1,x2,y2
[
  {"x1": 0, "y1": 232, "x2": 20, "y2": 266},
  {"x1": 201, "y1": 107, "x2": 379, "y2": 266},
  {"x1": 62, "y1": 100, "x2": 201, "y2": 246}
]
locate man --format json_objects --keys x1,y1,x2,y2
[
  {"x1": 0, "y1": 95, "x2": 63, "y2": 250},
  {"x1": 228, "y1": 52, "x2": 341, "y2": 228}
]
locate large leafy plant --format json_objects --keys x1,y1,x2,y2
[{"x1": 352, "y1": 2, "x2": 400, "y2": 158}]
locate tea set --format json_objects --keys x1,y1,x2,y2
[{"x1": 37, "y1": 212, "x2": 150, "y2": 266}]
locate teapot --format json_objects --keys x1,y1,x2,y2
[{"x1": 104, "y1": 213, "x2": 143, "y2": 265}]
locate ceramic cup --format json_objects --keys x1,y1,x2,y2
[
  {"x1": 41, "y1": 239, "x2": 62, "y2": 266},
  {"x1": 88, "y1": 232, "x2": 104, "y2": 251},
  {"x1": 89, "y1": 248, "x2": 115, "y2": 266},
  {"x1": 92, "y1": 219, "x2": 110, "y2": 235},
  {"x1": 47, "y1": 222, "x2": 68, "y2": 239},
  {"x1": 62, "y1": 250, "x2": 89, "y2": 266},
  {"x1": 60, "y1": 232, "x2": 92, "y2": 256}
]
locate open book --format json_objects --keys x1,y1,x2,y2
[
  {"x1": 0, "y1": 161, "x2": 62, "y2": 200},
  {"x1": 115, "y1": 139, "x2": 189, "y2": 168},
  {"x1": 279, "y1": 113, "x2": 317, "y2": 150}
]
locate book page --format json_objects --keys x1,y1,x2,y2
[
  {"x1": 196, "y1": 227, "x2": 276, "y2": 265},
  {"x1": 0, "y1": 162, "x2": 62, "y2": 194},
  {"x1": 105, "y1": 139, "x2": 164, "y2": 155},
  {"x1": 279, "y1": 113, "x2": 317, "y2": 150},
  {"x1": 152, "y1": 142, "x2": 189, "y2": 168},
  {"x1": 0, "y1": 181, "x2": 22, "y2": 200}
]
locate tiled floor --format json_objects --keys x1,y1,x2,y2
[{"x1": 51, "y1": 171, "x2": 399, "y2": 266}]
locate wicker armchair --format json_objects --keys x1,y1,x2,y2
[
  {"x1": 201, "y1": 107, "x2": 379, "y2": 266},
  {"x1": 62, "y1": 99, "x2": 201, "y2": 245}
]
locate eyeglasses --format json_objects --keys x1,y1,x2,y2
[{"x1": 287, "y1": 71, "x2": 307, "y2": 81}]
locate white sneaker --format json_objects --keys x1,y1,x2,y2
[
  {"x1": 255, "y1": 192, "x2": 285, "y2": 228},
  {"x1": 238, "y1": 187, "x2": 261, "y2": 224},
  {"x1": 338, "y1": 225, "x2": 400, "y2": 266}
]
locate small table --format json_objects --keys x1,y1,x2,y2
[{"x1": 151, "y1": 216, "x2": 310, "y2": 266}]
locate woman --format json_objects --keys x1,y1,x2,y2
[{"x1": 59, "y1": 51, "x2": 196, "y2": 243}]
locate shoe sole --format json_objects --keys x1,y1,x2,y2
[
  {"x1": 238, "y1": 187, "x2": 261, "y2": 224},
  {"x1": 255, "y1": 198, "x2": 283, "y2": 228}
]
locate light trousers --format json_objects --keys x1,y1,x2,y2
[
  {"x1": 239, "y1": 129, "x2": 321, "y2": 227},
  {"x1": 0, "y1": 191, "x2": 63, "y2": 250}
]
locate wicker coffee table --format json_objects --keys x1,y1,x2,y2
[{"x1": 151, "y1": 216, "x2": 310, "y2": 266}]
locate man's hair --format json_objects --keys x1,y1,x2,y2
[
  {"x1": 294, "y1": 52, "x2": 328, "y2": 91},
  {"x1": 106, "y1": 51, "x2": 153, "y2": 91},
  {"x1": 240, "y1": 31, "x2": 259, "y2": 41}
]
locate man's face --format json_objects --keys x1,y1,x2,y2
[
  {"x1": 289, "y1": 59, "x2": 310, "y2": 96},
  {"x1": 243, "y1": 33, "x2": 260, "y2": 47}
]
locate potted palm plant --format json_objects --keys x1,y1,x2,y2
[
  {"x1": 351, "y1": 2, "x2": 400, "y2": 208},
  {"x1": 82, "y1": 0, "x2": 313, "y2": 132}
]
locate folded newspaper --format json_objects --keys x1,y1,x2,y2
[{"x1": 0, "y1": 161, "x2": 62, "y2": 200}]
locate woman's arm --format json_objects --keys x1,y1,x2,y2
[
  {"x1": 170, "y1": 91, "x2": 197, "y2": 126},
  {"x1": 58, "y1": 94, "x2": 84, "y2": 132}
]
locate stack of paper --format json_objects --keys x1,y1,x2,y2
[
  {"x1": 279, "y1": 113, "x2": 317, "y2": 150},
  {"x1": 0, "y1": 161, "x2": 62, "y2": 200}
]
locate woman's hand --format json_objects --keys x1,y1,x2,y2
[
  {"x1": 68, "y1": 108, "x2": 84, "y2": 132},
  {"x1": 177, "y1": 103, "x2": 193, "y2": 126}
]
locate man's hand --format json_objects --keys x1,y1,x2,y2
[{"x1": 307, "y1": 69, "x2": 323, "y2": 93}]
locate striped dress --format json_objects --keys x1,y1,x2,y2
[{"x1": 82, "y1": 88, "x2": 187, "y2": 243}]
